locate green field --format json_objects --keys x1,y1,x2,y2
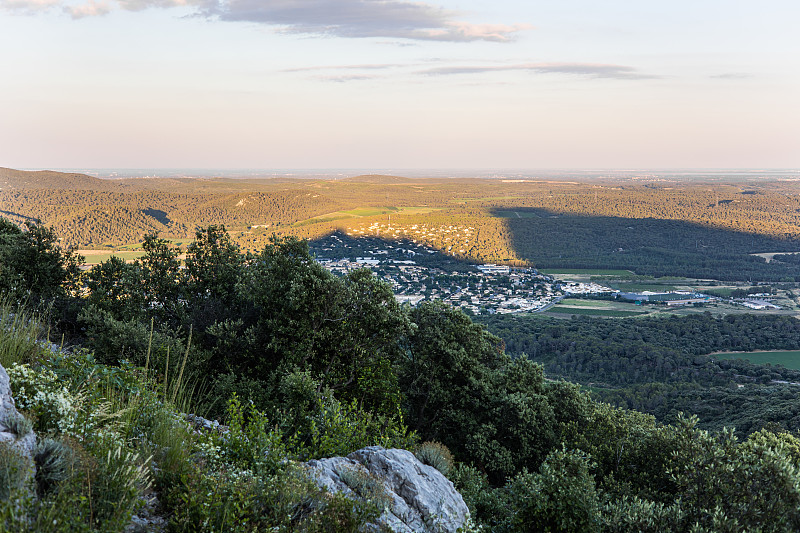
[
  {"x1": 80, "y1": 251, "x2": 146, "y2": 264},
  {"x1": 546, "y1": 307, "x2": 645, "y2": 317},
  {"x1": 713, "y1": 350, "x2": 800, "y2": 369},
  {"x1": 558, "y1": 299, "x2": 610, "y2": 308},
  {"x1": 300, "y1": 206, "x2": 440, "y2": 225},
  {"x1": 541, "y1": 268, "x2": 633, "y2": 276}
]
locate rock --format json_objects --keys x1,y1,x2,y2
[
  {"x1": 0, "y1": 362, "x2": 36, "y2": 458},
  {"x1": 308, "y1": 446, "x2": 470, "y2": 533}
]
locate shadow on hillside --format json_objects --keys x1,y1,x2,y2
[
  {"x1": 307, "y1": 230, "x2": 481, "y2": 273},
  {"x1": 492, "y1": 207, "x2": 800, "y2": 282},
  {"x1": 143, "y1": 209, "x2": 171, "y2": 226}
]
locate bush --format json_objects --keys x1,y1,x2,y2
[
  {"x1": 34, "y1": 438, "x2": 75, "y2": 498},
  {"x1": 7, "y1": 363, "x2": 78, "y2": 435}
]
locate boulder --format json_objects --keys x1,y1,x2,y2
[
  {"x1": 308, "y1": 446, "x2": 470, "y2": 533},
  {"x1": 0, "y1": 362, "x2": 36, "y2": 458}
]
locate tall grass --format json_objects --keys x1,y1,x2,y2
[{"x1": 0, "y1": 296, "x2": 44, "y2": 368}]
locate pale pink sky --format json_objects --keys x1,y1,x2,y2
[{"x1": 0, "y1": 0, "x2": 798, "y2": 169}]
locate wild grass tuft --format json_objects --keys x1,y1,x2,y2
[
  {"x1": 0, "y1": 296, "x2": 44, "y2": 368},
  {"x1": 334, "y1": 464, "x2": 390, "y2": 509},
  {"x1": 415, "y1": 441, "x2": 455, "y2": 477},
  {"x1": 1, "y1": 411, "x2": 33, "y2": 439},
  {"x1": 34, "y1": 438, "x2": 75, "y2": 497},
  {"x1": 0, "y1": 442, "x2": 32, "y2": 501}
]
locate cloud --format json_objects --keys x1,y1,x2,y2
[
  {"x1": 420, "y1": 62, "x2": 657, "y2": 80},
  {"x1": 64, "y1": 0, "x2": 110, "y2": 18},
  {"x1": 315, "y1": 74, "x2": 378, "y2": 82},
  {"x1": 202, "y1": 0, "x2": 531, "y2": 42},
  {"x1": 283, "y1": 63, "x2": 404, "y2": 73},
  {"x1": 711, "y1": 73, "x2": 753, "y2": 80},
  {"x1": 1, "y1": 0, "x2": 61, "y2": 14},
  {"x1": 1, "y1": 0, "x2": 531, "y2": 42}
]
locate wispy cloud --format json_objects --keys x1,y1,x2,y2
[
  {"x1": 283, "y1": 63, "x2": 404, "y2": 73},
  {"x1": 1, "y1": 0, "x2": 61, "y2": 14},
  {"x1": 420, "y1": 62, "x2": 657, "y2": 80},
  {"x1": 314, "y1": 74, "x2": 378, "y2": 82},
  {"x1": 64, "y1": 0, "x2": 110, "y2": 18},
  {"x1": 202, "y1": 0, "x2": 532, "y2": 42},
  {"x1": 710, "y1": 72, "x2": 753, "y2": 80},
  {"x1": 2, "y1": 0, "x2": 532, "y2": 42}
]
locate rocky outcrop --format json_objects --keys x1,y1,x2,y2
[
  {"x1": 308, "y1": 446, "x2": 470, "y2": 533},
  {"x1": 0, "y1": 362, "x2": 36, "y2": 458}
]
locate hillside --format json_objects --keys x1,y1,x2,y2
[
  {"x1": 0, "y1": 167, "x2": 121, "y2": 191},
  {"x1": 3, "y1": 167, "x2": 800, "y2": 281}
]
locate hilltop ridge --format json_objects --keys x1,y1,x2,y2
[{"x1": 0, "y1": 167, "x2": 123, "y2": 191}]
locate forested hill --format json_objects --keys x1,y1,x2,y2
[
  {"x1": 482, "y1": 313, "x2": 800, "y2": 434},
  {"x1": 0, "y1": 167, "x2": 121, "y2": 191},
  {"x1": 4, "y1": 167, "x2": 800, "y2": 281}
]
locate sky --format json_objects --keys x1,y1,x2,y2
[{"x1": 0, "y1": 0, "x2": 798, "y2": 170}]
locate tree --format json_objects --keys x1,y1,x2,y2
[{"x1": 0, "y1": 218, "x2": 82, "y2": 302}]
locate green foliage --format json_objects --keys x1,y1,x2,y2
[
  {"x1": 601, "y1": 496, "x2": 685, "y2": 533},
  {"x1": 33, "y1": 438, "x2": 75, "y2": 497},
  {"x1": 0, "y1": 442, "x2": 32, "y2": 501},
  {"x1": 239, "y1": 235, "x2": 409, "y2": 415},
  {"x1": 306, "y1": 395, "x2": 416, "y2": 460},
  {"x1": 7, "y1": 363, "x2": 78, "y2": 435},
  {"x1": 218, "y1": 394, "x2": 289, "y2": 476},
  {"x1": 502, "y1": 447, "x2": 601, "y2": 533},
  {"x1": 0, "y1": 297, "x2": 44, "y2": 368},
  {"x1": 0, "y1": 218, "x2": 83, "y2": 302},
  {"x1": 666, "y1": 416, "x2": 800, "y2": 532},
  {"x1": 414, "y1": 441, "x2": 454, "y2": 477}
]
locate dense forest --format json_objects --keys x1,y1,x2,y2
[
  {"x1": 5, "y1": 217, "x2": 800, "y2": 531},
  {"x1": 481, "y1": 313, "x2": 800, "y2": 435},
  {"x1": 4, "y1": 167, "x2": 800, "y2": 281}
]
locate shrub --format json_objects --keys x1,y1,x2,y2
[
  {"x1": 306, "y1": 395, "x2": 417, "y2": 460},
  {"x1": 414, "y1": 441, "x2": 454, "y2": 477},
  {"x1": 34, "y1": 438, "x2": 75, "y2": 497},
  {"x1": 7, "y1": 363, "x2": 77, "y2": 434}
]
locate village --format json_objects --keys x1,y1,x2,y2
[
  {"x1": 310, "y1": 233, "x2": 788, "y2": 316},
  {"x1": 311, "y1": 233, "x2": 614, "y2": 315}
]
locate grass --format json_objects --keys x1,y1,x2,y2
[
  {"x1": 0, "y1": 297, "x2": 43, "y2": 368},
  {"x1": 557, "y1": 299, "x2": 610, "y2": 308},
  {"x1": 296, "y1": 206, "x2": 441, "y2": 226},
  {"x1": 541, "y1": 268, "x2": 633, "y2": 276},
  {"x1": 547, "y1": 307, "x2": 645, "y2": 318},
  {"x1": 713, "y1": 350, "x2": 800, "y2": 370},
  {"x1": 78, "y1": 251, "x2": 146, "y2": 265}
]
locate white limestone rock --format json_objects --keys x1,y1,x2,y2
[
  {"x1": 308, "y1": 446, "x2": 470, "y2": 533},
  {"x1": 0, "y1": 362, "x2": 36, "y2": 458}
]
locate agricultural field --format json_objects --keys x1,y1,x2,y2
[
  {"x1": 541, "y1": 269, "x2": 634, "y2": 276},
  {"x1": 77, "y1": 250, "x2": 146, "y2": 264},
  {"x1": 713, "y1": 350, "x2": 800, "y2": 370},
  {"x1": 545, "y1": 307, "x2": 646, "y2": 318}
]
